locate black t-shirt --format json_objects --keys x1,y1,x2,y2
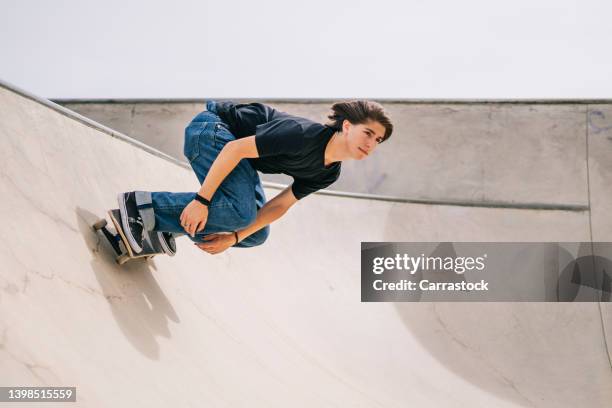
[{"x1": 215, "y1": 101, "x2": 341, "y2": 200}]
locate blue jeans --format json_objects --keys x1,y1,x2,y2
[{"x1": 139, "y1": 100, "x2": 269, "y2": 248}]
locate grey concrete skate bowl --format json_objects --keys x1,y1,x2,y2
[{"x1": 0, "y1": 79, "x2": 610, "y2": 407}]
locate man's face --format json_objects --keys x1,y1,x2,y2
[{"x1": 343, "y1": 119, "x2": 386, "y2": 160}]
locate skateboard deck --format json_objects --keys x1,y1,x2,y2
[{"x1": 93, "y1": 209, "x2": 164, "y2": 265}]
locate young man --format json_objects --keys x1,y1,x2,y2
[{"x1": 118, "y1": 99, "x2": 393, "y2": 255}]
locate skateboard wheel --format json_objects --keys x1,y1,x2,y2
[
  {"x1": 93, "y1": 219, "x2": 107, "y2": 230},
  {"x1": 117, "y1": 254, "x2": 130, "y2": 265}
]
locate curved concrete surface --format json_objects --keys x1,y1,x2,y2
[{"x1": 1, "y1": 82, "x2": 611, "y2": 407}]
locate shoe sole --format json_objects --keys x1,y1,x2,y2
[{"x1": 117, "y1": 193, "x2": 144, "y2": 253}]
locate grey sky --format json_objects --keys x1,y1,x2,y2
[{"x1": 1, "y1": 0, "x2": 610, "y2": 99}]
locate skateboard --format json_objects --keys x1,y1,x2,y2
[{"x1": 92, "y1": 209, "x2": 164, "y2": 265}]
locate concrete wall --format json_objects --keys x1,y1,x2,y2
[{"x1": 58, "y1": 100, "x2": 593, "y2": 209}]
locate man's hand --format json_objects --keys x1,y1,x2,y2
[
  {"x1": 180, "y1": 200, "x2": 209, "y2": 237},
  {"x1": 195, "y1": 233, "x2": 236, "y2": 255}
]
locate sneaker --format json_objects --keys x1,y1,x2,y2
[
  {"x1": 146, "y1": 230, "x2": 163, "y2": 253},
  {"x1": 157, "y1": 232, "x2": 176, "y2": 256},
  {"x1": 117, "y1": 192, "x2": 145, "y2": 254}
]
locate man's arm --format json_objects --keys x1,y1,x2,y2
[{"x1": 235, "y1": 184, "x2": 298, "y2": 243}]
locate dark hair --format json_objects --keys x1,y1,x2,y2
[{"x1": 325, "y1": 100, "x2": 393, "y2": 143}]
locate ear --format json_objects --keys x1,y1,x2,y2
[{"x1": 342, "y1": 119, "x2": 350, "y2": 133}]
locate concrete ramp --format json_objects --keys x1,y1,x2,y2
[{"x1": 0, "y1": 82, "x2": 610, "y2": 407}]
